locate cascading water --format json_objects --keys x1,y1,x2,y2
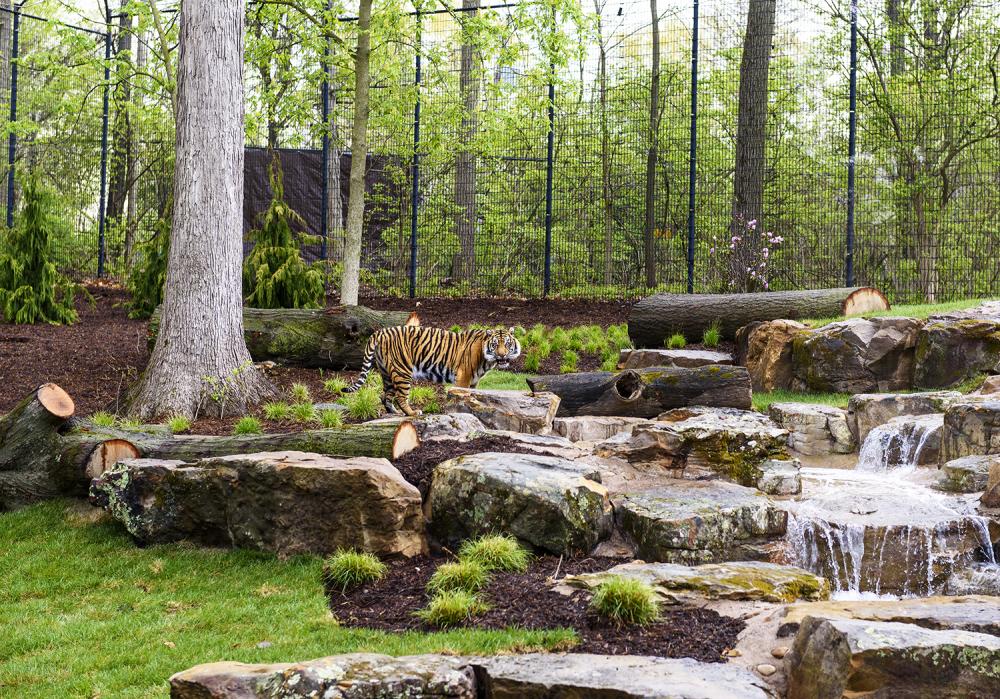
[{"x1": 856, "y1": 414, "x2": 942, "y2": 472}]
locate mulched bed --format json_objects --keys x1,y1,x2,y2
[
  {"x1": 326, "y1": 554, "x2": 744, "y2": 662},
  {"x1": 391, "y1": 436, "x2": 541, "y2": 495},
  {"x1": 361, "y1": 296, "x2": 631, "y2": 330}
]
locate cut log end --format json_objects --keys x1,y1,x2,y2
[
  {"x1": 842, "y1": 287, "x2": 890, "y2": 316},
  {"x1": 84, "y1": 439, "x2": 140, "y2": 480},
  {"x1": 37, "y1": 383, "x2": 75, "y2": 420},
  {"x1": 405, "y1": 312, "x2": 421, "y2": 327},
  {"x1": 392, "y1": 421, "x2": 420, "y2": 459},
  {"x1": 613, "y1": 370, "x2": 643, "y2": 401}
]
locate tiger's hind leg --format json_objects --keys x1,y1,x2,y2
[{"x1": 386, "y1": 364, "x2": 420, "y2": 416}]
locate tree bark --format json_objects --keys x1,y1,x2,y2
[
  {"x1": 0, "y1": 0, "x2": 11, "y2": 216},
  {"x1": 730, "y1": 0, "x2": 776, "y2": 288},
  {"x1": 595, "y1": 1, "x2": 613, "y2": 285},
  {"x1": 643, "y1": 0, "x2": 660, "y2": 288},
  {"x1": 452, "y1": 0, "x2": 480, "y2": 281},
  {"x1": 108, "y1": 5, "x2": 133, "y2": 226},
  {"x1": 340, "y1": 0, "x2": 373, "y2": 306},
  {"x1": 527, "y1": 365, "x2": 753, "y2": 418},
  {"x1": 126, "y1": 0, "x2": 274, "y2": 420},
  {"x1": 325, "y1": 41, "x2": 344, "y2": 263},
  {"x1": 628, "y1": 287, "x2": 889, "y2": 344}
]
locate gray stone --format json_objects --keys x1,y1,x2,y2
[
  {"x1": 914, "y1": 303, "x2": 1000, "y2": 388},
  {"x1": 734, "y1": 319, "x2": 809, "y2": 392},
  {"x1": 938, "y1": 455, "x2": 1000, "y2": 493},
  {"x1": 445, "y1": 387, "x2": 560, "y2": 435},
  {"x1": 983, "y1": 460, "x2": 1000, "y2": 508},
  {"x1": 940, "y1": 398, "x2": 1000, "y2": 463},
  {"x1": 482, "y1": 430, "x2": 588, "y2": 459},
  {"x1": 945, "y1": 564, "x2": 1000, "y2": 596},
  {"x1": 312, "y1": 402, "x2": 348, "y2": 413},
  {"x1": 90, "y1": 452, "x2": 426, "y2": 558},
  {"x1": 756, "y1": 458, "x2": 801, "y2": 495},
  {"x1": 976, "y1": 375, "x2": 1000, "y2": 395},
  {"x1": 848, "y1": 391, "x2": 961, "y2": 443},
  {"x1": 553, "y1": 415, "x2": 651, "y2": 442},
  {"x1": 782, "y1": 595, "x2": 1000, "y2": 637},
  {"x1": 426, "y1": 452, "x2": 613, "y2": 555},
  {"x1": 614, "y1": 480, "x2": 787, "y2": 564},
  {"x1": 785, "y1": 616, "x2": 1000, "y2": 699},
  {"x1": 618, "y1": 348, "x2": 734, "y2": 370},
  {"x1": 371, "y1": 412, "x2": 487, "y2": 442},
  {"x1": 768, "y1": 403, "x2": 855, "y2": 456}
]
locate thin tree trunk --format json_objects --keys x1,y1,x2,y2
[
  {"x1": 340, "y1": 0, "x2": 372, "y2": 306},
  {"x1": 326, "y1": 44, "x2": 344, "y2": 262},
  {"x1": 730, "y1": 0, "x2": 776, "y2": 290},
  {"x1": 126, "y1": 22, "x2": 146, "y2": 265},
  {"x1": 643, "y1": 0, "x2": 660, "y2": 288},
  {"x1": 127, "y1": 0, "x2": 273, "y2": 420},
  {"x1": 886, "y1": 0, "x2": 904, "y2": 77},
  {"x1": 596, "y1": 1, "x2": 613, "y2": 285},
  {"x1": 452, "y1": 0, "x2": 480, "y2": 281},
  {"x1": 108, "y1": 6, "x2": 132, "y2": 225},
  {"x1": 0, "y1": 0, "x2": 11, "y2": 216}
]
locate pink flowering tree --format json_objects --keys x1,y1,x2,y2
[{"x1": 707, "y1": 214, "x2": 782, "y2": 293}]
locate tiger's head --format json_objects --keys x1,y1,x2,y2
[{"x1": 484, "y1": 328, "x2": 521, "y2": 369}]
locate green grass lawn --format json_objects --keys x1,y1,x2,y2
[
  {"x1": 750, "y1": 389, "x2": 852, "y2": 412},
  {"x1": 803, "y1": 297, "x2": 995, "y2": 328},
  {"x1": 0, "y1": 502, "x2": 574, "y2": 699}
]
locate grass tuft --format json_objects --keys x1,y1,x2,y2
[
  {"x1": 166, "y1": 414, "x2": 192, "y2": 434},
  {"x1": 665, "y1": 333, "x2": 687, "y2": 349},
  {"x1": 588, "y1": 576, "x2": 660, "y2": 626},
  {"x1": 291, "y1": 403, "x2": 317, "y2": 424},
  {"x1": 416, "y1": 590, "x2": 489, "y2": 628},
  {"x1": 458, "y1": 534, "x2": 530, "y2": 573},
  {"x1": 752, "y1": 389, "x2": 851, "y2": 413},
  {"x1": 427, "y1": 560, "x2": 489, "y2": 594},
  {"x1": 262, "y1": 401, "x2": 292, "y2": 421},
  {"x1": 559, "y1": 349, "x2": 579, "y2": 374},
  {"x1": 342, "y1": 387, "x2": 382, "y2": 420},
  {"x1": 322, "y1": 549, "x2": 387, "y2": 592},
  {"x1": 289, "y1": 382, "x2": 312, "y2": 403},
  {"x1": 233, "y1": 416, "x2": 263, "y2": 435},
  {"x1": 702, "y1": 323, "x2": 721, "y2": 348},
  {"x1": 323, "y1": 377, "x2": 348, "y2": 395},
  {"x1": 90, "y1": 411, "x2": 117, "y2": 427},
  {"x1": 318, "y1": 409, "x2": 343, "y2": 429}
]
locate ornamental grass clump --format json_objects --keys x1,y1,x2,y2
[
  {"x1": 262, "y1": 402, "x2": 292, "y2": 421},
  {"x1": 342, "y1": 387, "x2": 381, "y2": 420},
  {"x1": 589, "y1": 576, "x2": 660, "y2": 626},
  {"x1": 233, "y1": 416, "x2": 263, "y2": 435},
  {"x1": 416, "y1": 590, "x2": 489, "y2": 628},
  {"x1": 458, "y1": 534, "x2": 530, "y2": 573},
  {"x1": 702, "y1": 323, "x2": 721, "y2": 348},
  {"x1": 322, "y1": 549, "x2": 387, "y2": 593},
  {"x1": 427, "y1": 560, "x2": 489, "y2": 594}
]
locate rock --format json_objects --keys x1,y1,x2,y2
[
  {"x1": 914, "y1": 305, "x2": 1000, "y2": 388},
  {"x1": 426, "y1": 452, "x2": 613, "y2": 555},
  {"x1": 445, "y1": 387, "x2": 559, "y2": 435},
  {"x1": 552, "y1": 415, "x2": 651, "y2": 442},
  {"x1": 618, "y1": 348, "x2": 734, "y2": 370},
  {"x1": 785, "y1": 616, "x2": 1000, "y2": 699},
  {"x1": 370, "y1": 412, "x2": 487, "y2": 441},
  {"x1": 983, "y1": 460, "x2": 1000, "y2": 508},
  {"x1": 482, "y1": 430, "x2": 588, "y2": 459},
  {"x1": 614, "y1": 480, "x2": 787, "y2": 564},
  {"x1": 782, "y1": 595, "x2": 1000, "y2": 637},
  {"x1": 771, "y1": 646, "x2": 790, "y2": 659},
  {"x1": 857, "y1": 413, "x2": 943, "y2": 469},
  {"x1": 848, "y1": 391, "x2": 961, "y2": 443},
  {"x1": 938, "y1": 455, "x2": 1000, "y2": 493},
  {"x1": 755, "y1": 664, "x2": 777, "y2": 677},
  {"x1": 562, "y1": 559, "x2": 829, "y2": 604},
  {"x1": 976, "y1": 375, "x2": 1000, "y2": 395},
  {"x1": 735, "y1": 319, "x2": 809, "y2": 392},
  {"x1": 945, "y1": 564, "x2": 1000, "y2": 596},
  {"x1": 768, "y1": 403, "x2": 855, "y2": 456},
  {"x1": 595, "y1": 407, "x2": 788, "y2": 486},
  {"x1": 940, "y1": 399, "x2": 1000, "y2": 463},
  {"x1": 477, "y1": 653, "x2": 774, "y2": 699},
  {"x1": 312, "y1": 402, "x2": 348, "y2": 413},
  {"x1": 756, "y1": 458, "x2": 801, "y2": 495},
  {"x1": 90, "y1": 452, "x2": 426, "y2": 558},
  {"x1": 792, "y1": 317, "x2": 923, "y2": 393}
]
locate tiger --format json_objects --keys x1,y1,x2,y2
[{"x1": 342, "y1": 325, "x2": 521, "y2": 416}]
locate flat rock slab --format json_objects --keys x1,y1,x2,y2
[
  {"x1": 848, "y1": 391, "x2": 961, "y2": 443},
  {"x1": 785, "y1": 616, "x2": 1000, "y2": 699},
  {"x1": 562, "y1": 560, "x2": 829, "y2": 604},
  {"x1": 756, "y1": 458, "x2": 802, "y2": 495},
  {"x1": 939, "y1": 454, "x2": 1000, "y2": 493},
  {"x1": 90, "y1": 452, "x2": 426, "y2": 558},
  {"x1": 941, "y1": 399, "x2": 1000, "y2": 463},
  {"x1": 614, "y1": 480, "x2": 787, "y2": 565},
  {"x1": 618, "y1": 348, "x2": 734, "y2": 370},
  {"x1": 768, "y1": 403, "x2": 855, "y2": 456},
  {"x1": 445, "y1": 387, "x2": 559, "y2": 435},
  {"x1": 782, "y1": 595, "x2": 1000, "y2": 637},
  {"x1": 553, "y1": 415, "x2": 652, "y2": 442},
  {"x1": 482, "y1": 429, "x2": 589, "y2": 459},
  {"x1": 373, "y1": 412, "x2": 487, "y2": 441},
  {"x1": 170, "y1": 653, "x2": 773, "y2": 699},
  {"x1": 426, "y1": 452, "x2": 613, "y2": 555}
]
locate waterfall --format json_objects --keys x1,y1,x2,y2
[{"x1": 856, "y1": 414, "x2": 942, "y2": 472}]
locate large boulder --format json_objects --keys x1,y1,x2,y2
[
  {"x1": 914, "y1": 302, "x2": 1000, "y2": 388},
  {"x1": 768, "y1": 403, "x2": 855, "y2": 456},
  {"x1": 983, "y1": 460, "x2": 1000, "y2": 508},
  {"x1": 847, "y1": 391, "x2": 961, "y2": 443},
  {"x1": 782, "y1": 595, "x2": 1000, "y2": 637},
  {"x1": 791, "y1": 317, "x2": 923, "y2": 393},
  {"x1": 90, "y1": 452, "x2": 426, "y2": 557},
  {"x1": 426, "y1": 452, "x2": 613, "y2": 555},
  {"x1": 940, "y1": 398, "x2": 1000, "y2": 463},
  {"x1": 735, "y1": 319, "x2": 809, "y2": 392},
  {"x1": 596, "y1": 407, "x2": 788, "y2": 486},
  {"x1": 618, "y1": 348, "x2": 734, "y2": 370},
  {"x1": 445, "y1": 388, "x2": 559, "y2": 435},
  {"x1": 552, "y1": 415, "x2": 651, "y2": 442},
  {"x1": 938, "y1": 455, "x2": 1000, "y2": 493},
  {"x1": 785, "y1": 616, "x2": 1000, "y2": 699},
  {"x1": 614, "y1": 480, "x2": 787, "y2": 565},
  {"x1": 562, "y1": 559, "x2": 829, "y2": 604}
]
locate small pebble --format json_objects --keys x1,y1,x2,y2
[
  {"x1": 256, "y1": 641, "x2": 273, "y2": 649},
  {"x1": 724, "y1": 648, "x2": 742, "y2": 658},
  {"x1": 756, "y1": 664, "x2": 777, "y2": 677},
  {"x1": 771, "y1": 646, "x2": 789, "y2": 659}
]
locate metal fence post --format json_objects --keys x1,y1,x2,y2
[
  {"x1": 845, "y1": 0, "x2": 858, "y2": 287},
  {"x1": 96, "y1": 10, "x2": 112, "y2": 277},
  {"x1": 686, "y1": 0, "x2": 699, "y2": 294},
  {"x1": 542, "y1": 65, "x2": 554, "y2": 297},
  {"x1": 409, "y1": 9, "x2": 422, "y2": 299},
  {"x1": 5, "y1": 3, "x2": 19, "y2": 229},
  {"x1": 320, "y1": 1, "x2": 330, "y2": 261}
]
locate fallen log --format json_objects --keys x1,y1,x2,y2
[
  {"x1": 527, "y1": 365, "x2": 752, "y2": 418},
  {"x1": 0, "y1": 384, "x2": 140, "y2": 511},
  {"x1": 150, "y1": 305, "x2": 419, "y2": 369},
  {"x1": 628, "y1": 287, "x2": 888, "y2": 345}
]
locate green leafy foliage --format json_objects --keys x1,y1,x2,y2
[
  {"x1": 588, "y1": 576, "x2": 660, "y2": 626},
  {"x1": 322, "y1": 549, "x2": 387, "y2": 593},
  {"x1": 233, "y1": 416, "x2": 263, "y2": 435},
  {"x1": 291, "y1": 403, "x2": 317, "y2": 424},
  {"x1": 458, "y1": 534, "x2": 530, "y2": 573},
  {"x1": 125, "y1": 214, "x2": 170, "y2": 319},
  {"x1": 416, "y1": 590, "x2": 489, "y2": 628},
  {"x1": 289, "y1": 382, "x2": 312, "y2": 403},
  {"x1": 559, "y1": 350, "x2": 579, "y2": 374},
  {"x1": 427, "y1": 560, "x2": 489, "y2": 594},
  {"x1": 323, "y1": 377, "x2": 348, "y2": 395}
]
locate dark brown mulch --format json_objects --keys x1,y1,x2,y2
[
  {"x1": 391, "y1": 436, "x2": 541, "y2": 494},
  {"x1": 326, "y1": 555, "x2": 744, "y2": 663},
  {"x1": 360, "y1": 296, "x2": 631, "y2": 330}
]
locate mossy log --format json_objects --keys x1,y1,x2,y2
[
  {"x1": 150, "y1": 305, "x2": 419, "y2": 369},
  {"x1": 527, "y1": 365, "x2": 752, "y2": 417},
  {"x1": 628, "y1": 287, "x2": 889, "y2": 345},
  {"x1": 0, "y1": 384, "x2": 140, "y2": 511}
]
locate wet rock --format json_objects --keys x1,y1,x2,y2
[
  {"x1": 735, "y1": 319, "x2": 809, "y2": 392},
  {"x1": 445, "y1": 387, "x2": 560, "y2": 435},
  {"x1": 938, "y1": 455, "x2": 1000, "y2": 493},
  {"x1": 562, "y1": 559, "x2": 829, "y2": 604},
  {"x1": 983, "y1": 460, "x2": 1000, "y2": 508},
  {"x1": 614, "y1": 480, "x2": 787, "y2": 565},
  {"x1": 768, "y1": 403, "x2": 855, "y2": 456},
  {"x1": 426, "y1": 452, "x2": 613, "y2": 555},
  {"x1": 90, "y1": 452, "x2": 426, "y2": 557},
  {"x1": 914, "y1": 303, "x2": 1000, "y2": 388},
  {"x1": 940, "y1": 399, "x2": 1000, "y2": 463},
  {"x1": 785, "y1": 616, "x2": 1000, "y2": 699},
  {"x1": 552, "y1": 415, "x2": 651, "y2": 442},
  {"x1": 847, "y1": 390, "x2": 961, "y2": 443},
  {"x1": 595, "y1": 407, "x2": 788, "y2": 486},
  {"x1": 782, "y1": 595, "x2": 1000, "y2": 637},
  {"x1": 945, "y1": 564, "x2": 1000, "y2": 596},
  {"x1": 791, "y1": 317, "x2": 922, "y2": 393},
  {"x1": 756, "y1": 458, "x2": 802, "y2": 495},
  {"x1": 856, "y1": 414, "x2": 943, "y2": 469},
  {"x1": 618, "y1": 348, "x2": 734, "y2": 370}
]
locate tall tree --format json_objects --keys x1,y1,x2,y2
[
  {"x1": 340, "y1": 0, "x2": 372, "y2": 305},
  {"x1": 729, "y1": 0, "x2": 776, "y2": 289},
  {"x1": 108, "y1": 3, "x2": 133, "y2": 229},
  {"x1": 643, "y1": 0, "x2": 660, "y2": 288},
  {"x1": 127, "y1": 0, "x2": 273, "y2": 420},
  {"x1": 325, "y1": 42, "x2": 344, "y2": 263},
  {"x1": 0, "y1": 0, "x2": 11, "y2": 217},
  {"x1": 595, "y1": 0, "x2": 613, "y2": 285},
  {"x1": 452, "y1": 0, "x2": 480, "y2": 282}
]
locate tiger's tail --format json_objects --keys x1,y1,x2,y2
[{"x1": 344, "y1": 334, "x2": 378, "y2": 393}]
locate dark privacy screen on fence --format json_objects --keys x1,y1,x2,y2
[{"x1": 2, "y1": 1, "x2": 999, "y2": 303}]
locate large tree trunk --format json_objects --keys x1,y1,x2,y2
[
  {"x1": 149, "y1": 305, "x2": 419, "y2": 369},
  {"x1": 340, "y1": 0, "x2": 372, "y2": 306},
  {"x1": 527, "y1": 366, "x2": 753, "y2": 418},
  {"x1": 629, "y1": 287, "x2": 889, "y2": 344},
  {"x1": 452, "y1": 0, "x2": 480, "y2": 281},
  {"x1": 729, "y1": 0, "x2": 776, "y2": 290},
  {"x1": 126, "y1": 0, "x2": 273, "y2": 420},
  {"x1": 643, "y1": 0, "x2": 660, "y2": 288}
]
